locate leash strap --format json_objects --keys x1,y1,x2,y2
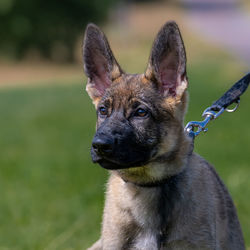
[{"x1": 185, "y1": 72, "x2": 250, "y2": 138}]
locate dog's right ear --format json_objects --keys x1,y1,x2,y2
[
  {"x1": 83, "y1": 23, "x2": 123, "y2": 103},
  {"x1": 145, "y1": 21, "x2": 187, "y2": 100}
]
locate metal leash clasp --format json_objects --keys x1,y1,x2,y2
[
  {"x1": 185, "y1": 100, "x2": 240, "y2": 138},
  {"x1": 184, "y1": 72, "x2": 250, "y2": 138}
]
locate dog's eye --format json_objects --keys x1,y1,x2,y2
[
  {"x1": 99, "y1": 106, "x2": 108, "y2": 116},
  {"x1": 135, "y1": 108, "x2": 148, "y2": 117}
]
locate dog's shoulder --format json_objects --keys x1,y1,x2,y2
[
  {"x1": 184, "y1": 153, "x2": 245, "y2": 249},
  {"x1": 186, "y1": 152, "x2": 231, "y2": 205}
]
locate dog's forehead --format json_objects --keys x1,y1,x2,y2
[
  {"x1": 108, "y1": 73, "x2": 154, "y2": 99},
  {"x1": 98, "y1": 73, "x2": 166, "y2": 111}
]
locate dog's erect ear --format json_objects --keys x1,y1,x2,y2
[
  {"x1": 145, "y1": 21, "x2": 187, "y2": 99},
  {"x1": 83, "y1": 23, "x2": 123, "y2": 101}
]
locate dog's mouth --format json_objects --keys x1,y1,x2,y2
[
  {"x1": 96, "y1": 158, "x2": 148, "y2": 170},
  {"x1": 91, "y1": 146, "x2": 158, "y2": 170}
]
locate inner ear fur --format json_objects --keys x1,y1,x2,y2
[
  {"x1": 145, "y1": 21, "x2": 188, "y2": 99},
  {"x1": 83, "y1": 23, "x2": 123, "y2": 101}
]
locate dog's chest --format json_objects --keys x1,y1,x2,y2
[
  {"x1": 120, "y1": 184, "x2": 168, "y2": 249},
  {"x1": 131, "y1": 187, "x2": 162, "y2": 224}
]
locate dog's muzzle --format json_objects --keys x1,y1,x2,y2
[{"x1": 91, "y1": 133, "x2": 155, "y2": 170}]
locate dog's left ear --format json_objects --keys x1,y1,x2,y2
[
  {"x1": 145, "y1": 21, "x2": 187, "y2": 99},
  {"x1": 83, "y1": 23, "x2": 123, "y2": 103}
]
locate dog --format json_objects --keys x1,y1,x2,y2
[{"x1": 82, "y1": 21, "x2": 245, "y2": 250}]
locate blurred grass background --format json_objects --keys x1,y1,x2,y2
[{"x1": 0, "y1": 0, "x2": 250, "y2": 249}]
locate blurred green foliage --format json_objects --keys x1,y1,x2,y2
[{"x1": 0, "y1": 0, "x2": 116, "y2": 61}]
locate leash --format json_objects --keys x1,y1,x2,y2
[{"x1": 185, "y1": 73, "x2": 250, "y2": 138}]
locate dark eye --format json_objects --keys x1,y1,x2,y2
[
  {"x1": 135, "y1": 108, "x2": 148, "y2": 117},
  {"x1": 99, "y1": 106, "x2": 108, "y2": 116}
]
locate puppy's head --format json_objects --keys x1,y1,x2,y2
[{"x1": 82, "y1": 22, "x2": 191, "y2": 182}]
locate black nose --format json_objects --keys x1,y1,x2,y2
[{"x1": 92, "y1": 137, "x2": 113, "y2": 155}]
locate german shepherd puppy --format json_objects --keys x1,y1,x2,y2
[{"x1": 83, "y1": 21, "x2": 245, "y2": 250}]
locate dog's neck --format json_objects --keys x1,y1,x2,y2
[{"x1": 106, "y1": 168, "x2": 189, "y2": 248}]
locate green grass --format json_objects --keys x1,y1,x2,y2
[
  {"x1": 0, "y1": 84, "x2": 106, "y2": 249},
  {"x1": 0, "y1": 61, "x2": 249, "y2": 249}
]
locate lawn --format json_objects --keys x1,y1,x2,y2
[{"x1": 0, "y1": 59, "x2": 249, "y2": 249}]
